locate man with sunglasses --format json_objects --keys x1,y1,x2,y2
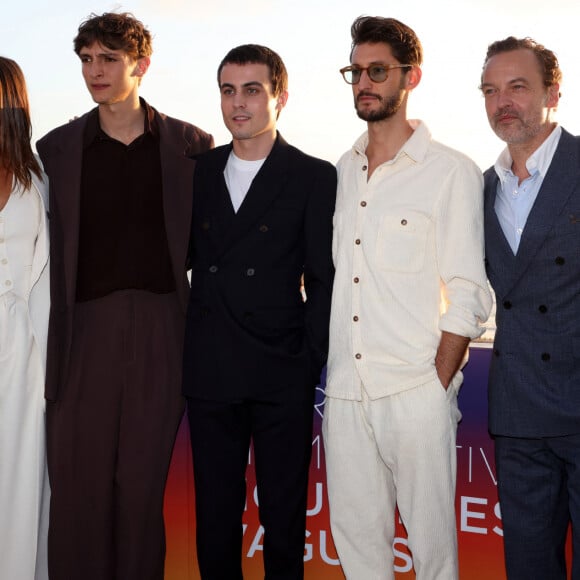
[{"x1": 323, "y1": 16, "x2": 491, "y2": 579}]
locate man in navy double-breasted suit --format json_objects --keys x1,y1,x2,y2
[
  {"x1": 481, "y1": 36, "x2": 580, "y2": 579},
  {"x1": 182, "y1": 44, "x2": 336, "y2": 579}
]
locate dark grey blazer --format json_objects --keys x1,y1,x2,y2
[
  {"x1": 484, "y1": 128, "x2": 580, "y2": 437},
  {"x1": 182, "y1": 134, "x2": 337, "y2": 401}
]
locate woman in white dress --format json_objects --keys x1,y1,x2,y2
[{"x1": 0, "y1": 56, "x2": 50, "y2": 580}]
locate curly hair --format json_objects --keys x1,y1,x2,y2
[{"x1": 74, "y1": 12, "x2": 153, "y2": 60}]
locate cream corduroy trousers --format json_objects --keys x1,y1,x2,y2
[{"x1": 323, "y1": 378, "x2": 461, "y2": 580}]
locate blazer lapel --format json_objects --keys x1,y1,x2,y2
[
  {"x1": 217, "y1": 134, "x2": 290, "y2": 256},
  {"x1": 51, "y1": 120, "x2": 85, "y2": 308},
  {"x1": 157, "y1": 113, "x2": 196, "y2": 293},
  {"x1": 510, "y1": 130, "x2": 578, "y2": 284}
]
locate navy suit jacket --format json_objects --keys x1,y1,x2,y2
[
  {"x1": 37, "y1": 103, "x2": 213, "y2": 402},
  {"x1": 182, "y1": 134, "x2": 337, "y2": 401},
  {"x1": 484, "y1": 128, "x2": 580, "y2": 437}
]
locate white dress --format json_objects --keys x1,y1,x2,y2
[{"x1": 0, "y1": 186, "x2": 49, "y2": 580}]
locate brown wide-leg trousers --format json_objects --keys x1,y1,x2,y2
[{"x1": 46, "y1": 290, "x2": 185, "y2": 580}]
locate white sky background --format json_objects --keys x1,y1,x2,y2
[{"x1": 3, "y1": 0, "x2": 580, "y2": 169}]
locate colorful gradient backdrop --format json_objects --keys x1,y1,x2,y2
[{"x1": 163, "y1": 346, "x2": 507, "y2": 579}]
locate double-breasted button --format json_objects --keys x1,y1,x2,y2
[
  {"x1": 209, "y1": 265, "x2": 218, "y2": 273},
  {"x1": 503, "y1": 300, "x2": 512, "y2": 309},
  {"x1": 353, "y1": 277, "x2": 359, "y2": 283},
  {"x1": 355, "y1": 239, "x2": 361, "y2": 245},
  {"x1": 246, "y1": 268, "x2": 255, "y2": 276},
  {"x1": 362, "y1": 165, "x2": 368, "y2": 171},
  {"x1": 555, "y1": 256, "x2": 565, "y2": 265},
  {"x1": 360, "y1": 201, "x2": 367, "y2": 207},
  {"x1": 538, "y1": 305, "x2": 548, "y2": 313},
  {"x1": 541, "y1": 352, "x2": 551, "y2": 362},
  {"x1": 259, "y1": 225, "x2": 269, "y2": 233},
  {"x1": 401, "y1": 219, "x2": 408, "y2": 226},
  {"x1": 353, "y1": 315, "x2": 359, "y2": 322},
  {"x1": 355, "y1": 353, "x2": 362, "y2": 360}
]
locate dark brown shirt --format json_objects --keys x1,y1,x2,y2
[{"x1": 76, "y1": 101, "x2": 175, "y2": 301}]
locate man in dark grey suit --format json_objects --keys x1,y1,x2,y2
[
  {"x1": 481, "y1": 37, "x2": 580, "y2": 579},
  {"x1": 182, "y1": 45, "x2": 336, "y2": 579}
]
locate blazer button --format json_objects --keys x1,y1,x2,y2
[
  {"x1": 555, "y1": 256, "x2": 565, "y2": 265},
  {"x1": 209, "y1": 265, "x2": 218, "y2": 273},
  {"x1": 246, "y1": 268, "x2": 255, "y2": 276},
  {"x1": 201, "y1": 221, "x2": 210, "y2": 231},
  {"x1": 538, "y1": 304, "x2": 548, "y2": 313},
  {"x1": 541, "y1": 352, "x2": 551, "y2": 362},
  {"x1": 503, "y1": 300, "x2": 512, "y2": 309}
]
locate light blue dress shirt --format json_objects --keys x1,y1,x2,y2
[{"x1": 494, "y1": 125, "x2": 561, "y2": 254}]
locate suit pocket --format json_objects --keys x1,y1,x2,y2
[{"x1": 245, "y1": 307, "x2": 305, "y2": 354}]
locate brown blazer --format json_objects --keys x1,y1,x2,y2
[{"x1": 37, "y1": 102, "x2": 213, "y2": 402}]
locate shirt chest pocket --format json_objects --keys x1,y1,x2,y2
[{"x1": 376, "y1": 213, "x2": 431, "y2": 273}]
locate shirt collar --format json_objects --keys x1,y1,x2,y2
[
  {"x1": 494, "y1": 124, "x2": 562, "y2": 186},
  {"x1": 351, "y1": 119, "x2": 431, "y2": 164},
  {"x1": 83, "y1": 97, "x2": 157, "y2": 148}
]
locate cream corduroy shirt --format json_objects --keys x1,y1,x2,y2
[{"x1": 326, "y1": 120, "x2": 492, "y2": 401}]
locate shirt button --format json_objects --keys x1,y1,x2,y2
[
  {"x1": 355, "y1": 239, "x2": 361, "y2": 245},
  {"x1": 4, "y1": 280, "x2": 12, "y2": 287},
  {"x1": 362, "y1": 165, "x2": 368, "y2": 171},
  {"x1": 355, "y1": 353, "x2": 362, "y2": 360},
  {"x1": 0, "y1": 238, "x2": 4, "y2": 244},
  {"x1": 353, "y1": 277, "x2": 359, "y2": 283},
  {"x1": 360, "y1": 201, "x2": 367, "y2": 207},
  {"x1": 0, "y1": 258, "x2": 6, "y2": 265},
  {"x1": 353, "y1": 315, "x2": 359, "y2": 322},
  {"x1": 209, "y1": 265, "x2": 218, "y2": 273},
  {"x1": 246, "y1": 268, "x2": 255, "y2": 276}
]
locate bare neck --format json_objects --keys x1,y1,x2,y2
[
  {"x1": 232, "y1": 129, "x2": 276, "y2": 161},
  {"x1": 508, "y1": 122, "x2": 557, "y2": 183},
  {"x1": 365, "y1": 116, "x2": 414, "y2": 178},
  {"x1": 98, "y1": 97, "x2": 145, "y2": 145}
]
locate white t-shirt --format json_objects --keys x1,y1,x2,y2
[{"x1": 223, "y1": 150, "x2": 266, "y2": 212}]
